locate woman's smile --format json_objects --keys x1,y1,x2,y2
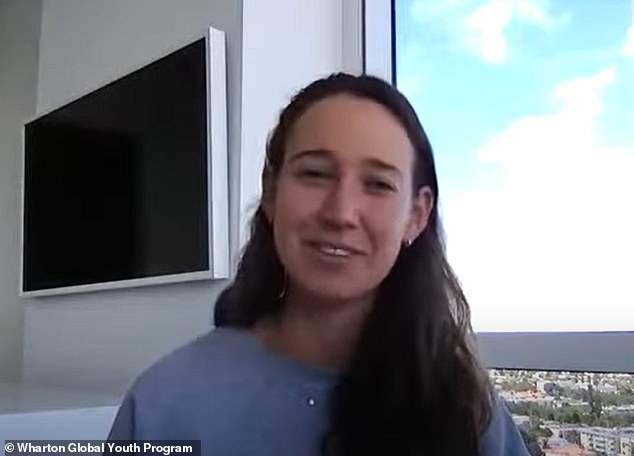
[{"x1": 303, "y1": 239, "x2": 363, "y2": 264}]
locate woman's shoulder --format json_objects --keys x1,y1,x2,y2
[
  {"x1": 480, "y1": 394, "x2": 531, "y2": 456},
  {"x1": 129, "y1": 327, "x2": 264, "y2": 399},
  {"x1": 108, "y1": 326, "x2": 334, "y2": 442}
]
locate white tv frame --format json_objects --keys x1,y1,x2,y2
[{"x1": 20, "y1": 27, "x2": 229, "y2": 298}]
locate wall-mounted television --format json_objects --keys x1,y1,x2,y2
[{"x1": 21, "y1": 27, "x2": 229, "y2": 297}]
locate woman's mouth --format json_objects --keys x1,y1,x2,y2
[
  {"x1": 305, "y1": 241, "x2": 363, "y2": 259},
  {"x1": 315, "y1": 244, "x2": 353, "y2": 257}
]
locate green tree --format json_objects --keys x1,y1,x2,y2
[{"x1": 588, "y1": 385, "x2": 603, "y2": 420}]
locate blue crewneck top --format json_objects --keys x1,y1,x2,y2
[{"x1": 108, "y1": 327, "x2": 529, "y2": 455}]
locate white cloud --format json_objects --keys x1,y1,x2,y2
[
  {"x1": 478, "y1": 66, "x2": 616, "y2": 170},
  {"x1": 463, "y1": 0, "x2": 514, "y2": 63},
  {"x1": 444, "y1": 66, "x2": 634, "y2": 332},
  {"x1": 411, "y1": 0, "x2": 569, "y2": 64},
  {"x1": 514, "y1": 0, "x2": 567, "y2": 27},
  {"x1": 552, "y1": 66, "x2": 616, "y2": 116}
]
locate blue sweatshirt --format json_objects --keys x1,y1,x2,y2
[{"x1": 108, "y1": 327, "x2": 530, "y2": 455}]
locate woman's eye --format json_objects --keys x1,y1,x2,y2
[
  {"x1": 297, "y1": 169, "x2": 332, "y2": 180},
  {"x1": 366, "y1": 179, "x2": 395, "y2": 193}
]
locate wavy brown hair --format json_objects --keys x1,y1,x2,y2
[{"x1": 214, "y1": 73, "x2": 493, "y2": 455}]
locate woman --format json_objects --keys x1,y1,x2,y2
[{"x1": 108, "y1": 73, "x2": 530, "y2": 455}]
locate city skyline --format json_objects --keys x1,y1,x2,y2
[{"x1": 491, "y1": 369, "x2": 634, "y2": 455}]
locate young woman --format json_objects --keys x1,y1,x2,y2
[{"x1": 109, "y1": 73, "x2": 530, "y2": 456}]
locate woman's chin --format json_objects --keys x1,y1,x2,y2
[{"x1": 295, "y1": 279, "x2": 373, "y2": 306}]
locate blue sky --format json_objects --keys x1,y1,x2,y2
[{"x1": 395, "y1": 0, "x2": 634, "y2": 331}]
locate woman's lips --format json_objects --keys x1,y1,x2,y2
[{"x1": 305, "y1": 240, "x2": 364, "y2": 256}]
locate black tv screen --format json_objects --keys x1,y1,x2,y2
[{"x1": 22, "y1": 34, "x2": 227, "y2": 295}]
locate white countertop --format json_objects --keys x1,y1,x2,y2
[{"x1": 0, "y1": 382, "x2": 120, "y2": 415}]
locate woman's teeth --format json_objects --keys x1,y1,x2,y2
[{"x1": 318, "y1": 245, "x2": 352, "y2": 257}]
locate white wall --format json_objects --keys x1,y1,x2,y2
[
  {"x1": 239, "y1": 0, "x2": 344, "y2": 244},
  {"x1": 23, "y1": 0, "x2": 242, "y2": 394},
  {"x1": 22, "y1": 0, "x2": 353, "y2": 395},
  {"x1": 0, "y1": 0, "x2": 42, "y2": 383}
]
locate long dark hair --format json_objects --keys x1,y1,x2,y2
[{"x1": 214, "y1": 73, "x2": 493, "y2": 455}]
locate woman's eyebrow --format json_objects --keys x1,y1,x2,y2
[
  {"x1": 363, "y1": 158, "x2": 402, "y2": 178},
  {"x1": 286, "y1": 150, "x2": 402, "y2": 178},
  {"x1": 286, "y1": 148, "x2": 334, "y2": 163}
]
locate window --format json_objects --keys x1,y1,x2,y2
[{"x1": 363, "y1": 0, "x2": 633, "y2": 373}]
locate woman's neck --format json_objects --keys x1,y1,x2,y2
[{"x1": 254, "y1": 289, "x2": 373, "y2": 372}]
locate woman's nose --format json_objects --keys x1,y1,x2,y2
[{"x1": 317, "y1": 179, "x2": 362, "y2": 230}]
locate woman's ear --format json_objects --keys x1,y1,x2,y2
[
  {"x1": 261, "y1": 174, "x2": 276, "y2": 224},
  {"x1": 404, "y1": 186, "x2": 434, "y2": 244}
]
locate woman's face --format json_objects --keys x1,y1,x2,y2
[{"x1": 266, "y1": 95, "x2": 433, "y2": 303}]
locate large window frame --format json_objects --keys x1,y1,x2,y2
[{"x1": 358, "y1": 0, "x2": 634, "y2": 374}]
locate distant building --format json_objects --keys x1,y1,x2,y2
[
  {"x1": 543, "y1": 437, "x2": 594, "y2": 456},
  {"x1": 619, "y1": 432, "x2": 634, "y2": 456},
  {"x1": 557, "y1": 380, "x2": 578, "y2": 390},
  {"x1": 512, "y1": 415, "x2": 531, "y2": 431},
  {"x1": 500, "y1": 390, "x2": 554, "y2": 405},
  {"x1": 543, "y1": 444, "x2": 593, "y2": 456},
  {"x1": 612, "y1": 405, "x2": 634, "y2": 416},
  {"x1": 579, "y1": 428, "x2": 634, "y2": 456},
  {"x1": 575, "y1": 381, "x2": 591, "y2": 391},
  {"x1": 599, "y1": 383, "x2": 619, "y2": 394},
  {"x1": 547, "y1": 424, "x2": 584, "y2": 443}
]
